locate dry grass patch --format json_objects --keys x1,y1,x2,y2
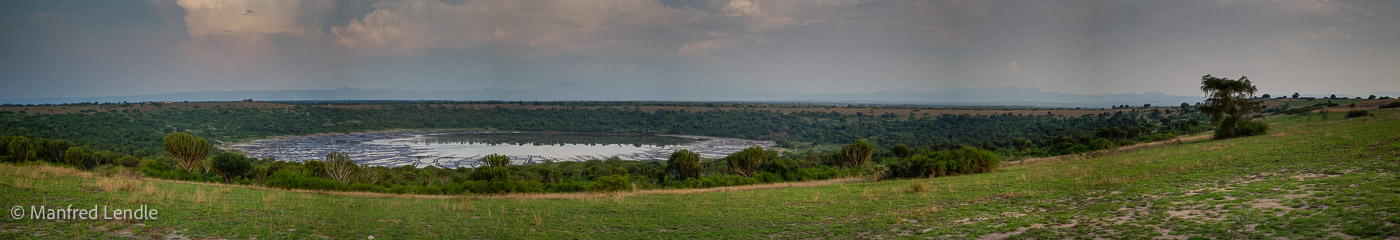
[
  {"x1": 442, "y1": 196, "x2": 474, "y2": 211},
  {"x1": 11, "y1": 177, "x2": 35, "y2": 189},
  {"x1": 88, "y1": 177, "x2": 141, "y2": 192},
  {"x1": 37, "y1": 165, "x2": 93, "y2": 178}
]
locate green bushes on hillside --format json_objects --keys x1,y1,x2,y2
[{"x1": 885, "y1": 147, "x2": 999, "y2": 179}]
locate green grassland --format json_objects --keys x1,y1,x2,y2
[{"x1": 3, "y1": 109, "x2": 1399, "y2": 239}]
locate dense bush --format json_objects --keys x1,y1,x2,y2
[
  {"x1": 1213, "y1": 116, "x2": 1268, "y2": 139},
  {"x1": 116, "y1": 156, "x2": 140, "y2": 168},
  {"x1": 1346, "y1": 110, "x2": 1372, "y2": 118},
  {"x1": 885, "y1": 147, "x2": 999, "y2": 179},
  {"x1": 210, "y1": 152, "x2": 252, "y2": 183},
  {"x1": 1381, "y1": 102, "x2": 1400, "y2": 109},
  {"x1": 264, "y1": 169, "x2": 343, "y2": 191},
  {"x1": 589, "y1": 175, "x2": 632, "y2": 192}
]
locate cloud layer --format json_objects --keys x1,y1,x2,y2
[{"x1": 1, "y1": 0, "x2": 1397, "y2": 99}]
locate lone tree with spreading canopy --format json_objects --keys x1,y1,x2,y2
[
  {"x1": 323, "y1": 152, "x2": 358, "y2": 185},
  {"x1": 666, "y1": 149, "x2": 701, "y2": 181},
  {"x1": 1198, "y1": 74, "x2": 1267, "y2": 139},
  {"x1": 163, "y1": 132, "x2": 210, "y2": 174}
]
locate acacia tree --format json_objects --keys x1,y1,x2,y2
[
  {"x1": 1198, "y1": 75, "x2": 1264, "y2": 139},
  {"x1": 163, "y1": 132, "x2": 210, "y2": 174},
  {"x1": 666, "y1": 149, "x2": 701, "y2": 181},
  {"x1": 726, "y1": 146, "x2": 769, "y2": 177},
  {"x1": 324, "y1": 152, "x2": 358, "y2": 185},
  {"x1": 838, "y1": 140, "x2": 875, "y2": 167}
]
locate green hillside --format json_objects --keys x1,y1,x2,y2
[{"x1": 3, "y1": 109, "x2": 1398, "y2": 239}]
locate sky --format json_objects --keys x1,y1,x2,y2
[{"x1": 2, "y1": 0, "x2": 1398, "y2": 100}]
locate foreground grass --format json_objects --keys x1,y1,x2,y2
[{"x1": 3, "y1": 110, "x2": 1399, "y2": 239}]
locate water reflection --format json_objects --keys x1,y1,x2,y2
[
  {"x1": 411, "y1": 132, "x2": 697, "y2": 147},
  {"x1": 366, "y1": 132, "x2": 703, "y2": 164}
]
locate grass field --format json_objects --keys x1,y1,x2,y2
[{"x1": 3, "y1": 109, "x2": 1399, "y2": 239}]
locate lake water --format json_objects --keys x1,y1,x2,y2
[{"x1": 232, "y1": 131, "x2": 774, "y2": 168}]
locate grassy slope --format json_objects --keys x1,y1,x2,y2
[{"x1": 2, "y1": 110, "x2": 1399, "y2": 239}]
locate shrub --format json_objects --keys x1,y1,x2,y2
[
  {"x1": 666, "y1": 150, "x2": 702, "y2": 181},
  {"x1": 884, "y1": 147, "x2": 999, "y2": 179},
  {"x1": 1214, "y1": 116, "x2": 1268, "y2": 139},
  {"x1": 211, "y1": 152, "x2": 252, "y2": 183},
  {"x1": 725, "y1": 146, "x2": 771, "y2": 177},
  {"x1": 264, "y1": 170, "x2": 342, "y2": 191},
  {"x1": 589, "y1": 175, "x2": 631, "y2": 192},
  {"x1": 116, "y1": 156, "x2": 140, "y2": 168},
  {"x1": 301, "y1": 160, "x2": 326, "y2": 178},
  {"x1": 1380, "y1": 102, "x2": 1400, "y2": 109},
  {"x1": 1346, "y1": 110, "x2": 1372, "y2": 118},
  {"x1": 891, "y1": 144, "x2": 912, "y2": 159}
]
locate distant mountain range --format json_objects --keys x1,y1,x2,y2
[{"x1": 3, "y1": 85, "x2": 1220, "y2": 108}]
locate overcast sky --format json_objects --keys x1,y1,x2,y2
[{"x1": 2, "y1": 0, "x2": 1398, "y2": 99}]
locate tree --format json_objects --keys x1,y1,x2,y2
[
  {"x1": 41, "y1": 140, "x2": 72, "y2": 163},
  {"x1": 116, "y1": 156, "x2": 140, "y2": 168},
  {"x1": 302, "y1": 160, "x2": 327, "y2": 178},
  {"x1": 1198, "y1": 75, "x2": 1265, "y2": 139},
  {"x1": 163, "y1": 132, "x2": 210, "y2": 174},
  {"x1": 838, "y1": 140, "x2": 875, "y2": 167},
  {"x1": 211, "y1": 152, "x2": 252, "y2": 183},
  {"x1": 8, "y1": 137, "x2": 44, "y2": 162},
  {"x1": 323, "y1": 152, "x2": 358, "y2": 185},
  {"x1": 1292, "y1": 92, "x2": 1300, "y2": 99},
  {"x1": 1261, "y1": 94, "x2": 1271, "y2": 99},
  {"x1": 62, "y1": 147, "x2": 87, "y2": 167},
  {"x1": 1369, "y1": 95, "x2": 1377, "y2": 100},
  {"x1": 477, "y1": 154, "x2": 511, "y2": 181},
  {"x1": 726, "y1": 146, "x2": 769, "y2": 177},
  {"x1": 891, "y1": 144, "x2": 912, "y2": 159},
  {"x1": 1013, "y1": 138, "x2": 1033, "y2": 152},
  {"x1": 483, "y1": 153, "x2": 510, "y2": 168},
  {"x1": 666, "y1": 149, "x2": 701, "y2": 181}
]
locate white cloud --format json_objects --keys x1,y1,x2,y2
[
  {"x1": 330, "y1": 0, "x2": 854, "y2": 58},
  {"x1": 1006, "y1": 60, "x2": 1022, "y2": 75},
  {"x1": 175, "y1": 0, "x2": 332, "y2": 67}
]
